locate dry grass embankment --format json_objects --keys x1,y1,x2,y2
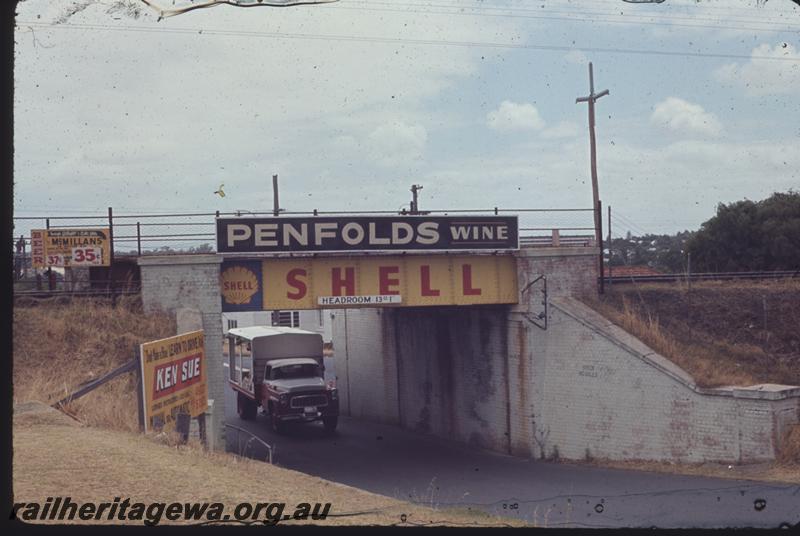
[
  {"x1": 13, "y1": 296, "x2": 175, "y2": 432},
  {"x1": 572, "y1": 456, "x2": 800, "y2": 485},
  {"x1": 12, "y1": 298, "x2": 521, "y2": 527},
  {"x1": 581, "y1": 279, "x2": 800, "y2": 482},
  {"x1": 582, "y1": 279, "x2": 800, "y2": 388},
  {"x1": 13, "y1": 403, "x2": 522, "y2": 527}
]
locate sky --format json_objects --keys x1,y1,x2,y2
[{"x1": 12, "y1": 0, "x2": 800, "y2": 246}]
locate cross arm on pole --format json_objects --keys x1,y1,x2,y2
[
  {"x1": 575, "y1": 62, "x2": 609, "y2": 103},
  {"x1": 574, "y1": 61, "x2": 610, "y2": 295},
  {"x1": 575, "y1": 88, "x2": 610, "y2": 104}
]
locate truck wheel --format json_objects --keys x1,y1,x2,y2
[
  {"x1": 237, "y1": 392, "x2": 257, "y2": 421},
  {"x1": 270, "y1": 412, "x2": 285, "y2": 434},
  {"x1": 322, "y1": 416, "x2": 338, "y2": 433}
]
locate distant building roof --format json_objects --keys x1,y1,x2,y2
[{"x1": 607, "y1": 265, "x2": 662, "y2": 277}]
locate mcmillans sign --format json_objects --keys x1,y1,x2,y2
[{"x1": 216, "y1": 215, "x2": 519, "y2": 254}]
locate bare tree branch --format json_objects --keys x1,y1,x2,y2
[
  {"x1": 21, "y1": 25, "x2": 55, "y2": 48},
  {"x1": 54, "y1": 1, "x2": 96, "y2": 24},
  {"x1": 52, "y1": 0, "x2": 339, "y2": 24},
  {"x1": 138, "y1": 0, "x2": 340, "y2": 21}
]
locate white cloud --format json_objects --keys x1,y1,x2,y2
[
  {"x1": 13, "y1": 0, "x2": 526, "y2": 212},
  {"x1": 486, "y1": 101, "x2": 545, "y2": 131},
  {"x1": 411, "y1": 134, "x2": 800, "y2": 234},
  {"x1": 714, "y1": 42, "x2": 800, "y2": 96},
  {"x1": 367, "y1": 121, "x2": 428, "y2": 167},
  {"x1": 541, "y1": 121, "x2": 580, "y2": 139},
  {"x1": 12, "y1": 0, "x2": 797, "y2": 235},
  {"x1": 600, "y1": 137, "x2": 800, "y2": 231},
  {"x1": 651, "y1": 97, "x2": 722, "y2": 137},
  {"x1": 564, "y1": 49, "x2": 589, "y2": 65}
]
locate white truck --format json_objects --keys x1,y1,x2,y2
[{"x1": 226, "y1": 326, "x2": 339, "y2": 433}]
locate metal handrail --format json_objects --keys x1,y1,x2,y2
[
  {"x1": 604, "y1": 270, "x2": 799, "y2": 283},
  {"x1": 520, "y1": 227, "x2": 595, "y2": 231},
  {"x1": 12, "y1": 207, "x2": 598, "y2": 254},
  {"x1": 14, "y1": 207, "x2": 594, "y2": 220},
  {"x1": 13, "y1": 289, "x2": 141, "y2": 298},
  {"x1": 224, "y1": 423, "x2": 274, "y2": 464}
]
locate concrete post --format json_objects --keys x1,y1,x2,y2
[{"x1": 138, "y1": 255, "x2": 225, "y2": 450}]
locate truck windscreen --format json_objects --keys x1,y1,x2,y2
[{"x1": 271, "y1": 364, "x2": 322, "y2": 380}]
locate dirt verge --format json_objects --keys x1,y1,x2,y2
[{"x1": 12, "y1": 403, "x2": 523, "y2": 527}]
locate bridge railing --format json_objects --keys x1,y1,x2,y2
[
  {"x1": 603, "y1": 270, "x2": 799, "y2": 284},
  {"x1": 12, "y1": 207, "x2": 598, "y2": 258}
]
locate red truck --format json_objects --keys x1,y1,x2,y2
[{"x1": 226, "y1": 326, "x2": 339, "y2": 433}]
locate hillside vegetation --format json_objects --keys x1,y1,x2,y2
[
  {"x1": 13, "y1": 296, "x2": 176, "y2": 431},
  {"x1": 686, "y1": 191, "x2": 800, "y2": 272},
  {"x1": 12, "y1": 299, "x2": 519, "y2": 526},
  {"x1": 13, "y1": 403, "x2": 521, "y2": 527},
  {"x1": 582, "y1": 279, "x2": 800, "y2": 471},
  {"x1": 582, "y1": 279, "x2": 800, "y2": 388}
]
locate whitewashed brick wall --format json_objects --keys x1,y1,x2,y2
[
  {"x1": 138, "y1": 255, "x2": 225, "y2": 450},
  {"x1": 526, "y1": 297, "x2": 800, "y2": 463},
  {"x1": 332, "y1": 248, "x2": 800, "y2": 464},
  {"x1": 138, "y1": 250, "x2": 800, "y2": 463},
  {"x1": 514, "y1": 247, "x2": 599, "y2": 304},
  {"x1": 331, "y1": 308, "x2": 400, "y2": 423},
  {"x1": 393, "y1": 307, "x2": 511, "y2": 452}
]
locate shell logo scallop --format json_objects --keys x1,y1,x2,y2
[{"x1": 220, "y1": 266, "x2": 259, "y2": 305}]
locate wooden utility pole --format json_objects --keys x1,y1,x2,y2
[
  {"x1": 576, "y1": 61, "x2": 609, "y2": 248},
  {"x1": 272, "y1": 174, "x2": 281, "y2": 216},
  {"x1": 598, "y1": 200, "x2": 605, "y2": 294},
  {"x1": 607, "y1": 204, "x2": 612, "y2": 285},
  {"x1": 576, "y1": 61, "x2": 609, "y2": 294},
  {"x1": 410, "y1": 184, "x2": 423, "y2": 215},
  {"x1": 106, "y1": 207, "x2": 114, "y2": 266},
  {"x1": 46, "y1": 217, "x2": 53, "y2": 291}
]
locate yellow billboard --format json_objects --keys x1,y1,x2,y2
[
  {"x1": 30, "y1": 228, "x2": 111, "y2": 268},
  {"x1": 139, "y1": 330, "x2": 207, "y2": 432},
  {"x1": 243, "y1": 254, "x2": 518, "y2": 310}
]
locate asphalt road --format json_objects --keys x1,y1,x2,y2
[{"x1": 222, "y1": 363, "x2": 799, "y2": 528}]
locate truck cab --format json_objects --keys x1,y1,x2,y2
[{"x1": 226, "y1": 326, "x2": 338, "y2": 433}]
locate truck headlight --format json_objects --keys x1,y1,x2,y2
[{"x1": 279, "y1": 393, "x2": 289, "y2": 406}]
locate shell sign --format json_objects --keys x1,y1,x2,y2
[
  {"x1": 221, "y1": 255, "x2": 518, "y2": 311},
  {"x1": 220, "y1": 260, "x2": 263, "y2": 311}
]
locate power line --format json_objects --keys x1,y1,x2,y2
[
  {"x1": 611, "y1": 209, "x2": 647, "y2": 234},
  {"x1": 611, "y1": 213, "x2": 649, "y2": 235},
  {"x1": 17, "y1": 21, "x2": 800, "y2": 63},
  {"x1": 336, "y1": 6, "x2": 800, "y2": 33},
  {"x1": 379, "y1": 0, "x2": 800, "y2": 16},
  {"x1": 611, "y1": 212, "x2": 653, "y2": 236},
  {"x1": 336, "y1": 0, "x2": 800, "y2": 32}
]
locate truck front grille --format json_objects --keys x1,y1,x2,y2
[{"x1": 290, "y1": 394, "x2": 328, "y2": 408}]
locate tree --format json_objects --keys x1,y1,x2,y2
[
  {"x1": 608, "y1": 231, "x2": 692, "y2": 272},
  {"x1": 187, "y1": 243, "x2": 214, "y2": 254},
  {"x1": 686, "y1": 191, "x2": 800, "y2": 272}
]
